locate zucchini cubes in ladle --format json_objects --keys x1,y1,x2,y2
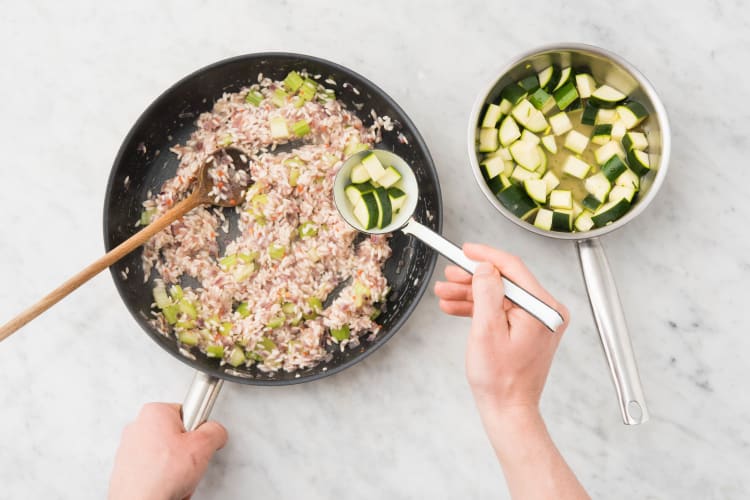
[{"x1": 345, "y1": 152, "x2": 407, "y2": 230}]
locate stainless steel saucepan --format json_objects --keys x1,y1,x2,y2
[{"x1": 468, "y1": 43, "x2": 671, "y2": 425}]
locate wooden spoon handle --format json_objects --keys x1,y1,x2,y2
[{"x1": 0, "y1": 192, "x2": 202, "y2": 342}]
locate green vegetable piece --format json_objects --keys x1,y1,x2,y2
[
  {"x1": 178, "y1": 331, "x2": 199, "y2": 346},
  {"x1": 282, "y1": 302, "x2": 296, "y2": 315},
  {"x1": 206, "y1": 344, "x2": 224, "y2": 358},
  {"x1": 162, "y1": 305, "x2": 178, "y2": 325},
  {"x1": 283, "y1": 71, "x2": 304, "y2": 92},
  {"x1": 298, "y1": 221, "x2": 318, "y2": 238},
  {"x1": 140, "y1": 208, "x2": 156, "y2": 226},
  {"x1": 331, "y1": 325, "x2": 350, "y2": 342},
  {"x1": 220, "y1": 322, "x2": 233, "y2": 336},
  {"x1": 307, "y1": 296, "x2": 323, "y2": 312},
  {"x1": 169, "y1": 285, "x2": 183, "y2": 301},
  {"x1": 289, "y1": 167, "x2": 300, "y2": 187},
  {"x1": 153, "y1": 285, "x2": 171, "y2": 309},
  {"x1": 298, "y1": 79, "x2": 317, "y2": 101},
  {"x1": 236, "y1": 302, "x2": 251, "y2": 318},
  {"x1": 271, "y1": 88, "x2": 288, "y2": 107},
  {"x1": 219, "y1": 254, "x2": 238, "y2": 271},
  {"x1": 228, "y1": 346, "x2": 246, "y2": 367},
  {"x1": 259, "y1": 337, "x2": 277, "y2": 351},
  {"x1": 291, "y1": 119, "x2": 310, "y2": 137},
  {"x1": 245, "y1": 90, "x2": 263, "y2": 106},
  {"x1": 178, "y1": 299, "x2": 197, "y2": 319},
  {"x1": 266, "y1": 316, "x2": 285, "y2": 329},
  {"x1": 268, "y1": 243, "x2": 286, "y2": 260}
]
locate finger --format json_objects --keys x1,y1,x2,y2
[
  {"x1": 463, "y1": 242, "x2": 558, "y2": 307},
  {"x1": 439, "y1": 299, "x2": 473, "y2": 317},
  {"x1": 470, "y1": 262, "x2": 508, "y2": 337},
  {"x1": 434, "y1": 281, "x2": 473, "y2": 301},
  {"x1": 189, "y1": 420, "x2": 229, "y2": 454},
  {"x1": 444, "y1": 265, "x2": 472, "y2": 284}
]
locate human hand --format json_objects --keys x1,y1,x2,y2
[
  {"x1": 434, "y1": 242, "x2": 569, "y2": 416},
  {"x1": 108, "y1": 403, "x2": 228, "y2": 500}
]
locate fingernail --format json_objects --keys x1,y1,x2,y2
[{"x1": 474, "y1": 262, "x2": 495, "y2": 277}]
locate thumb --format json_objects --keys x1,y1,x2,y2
[
  {"x1": 189, "y1": 420, "x2": 228, "y2": 455},
  {"x1": 471, "y1": 262, "x2": 507, "y2": 335}
]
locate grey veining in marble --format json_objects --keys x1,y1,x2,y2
[{"x1": 1, "y1": 0, "x2": 749, "y2": 498}]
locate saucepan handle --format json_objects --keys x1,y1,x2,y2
[
  {"x1": 576, "y1": 238, "x2": 649, "y2": 425},
  {"x1": 181, "y1": 371, "x2": 224, "y2": 432},
  {"x1": 401, "y1": 218, "x2": 565, "y2": 332}
]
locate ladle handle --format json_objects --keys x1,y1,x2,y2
[
  {"x1": 576, "y1": 238, "x2": 648, "y2": 425},
  {"x1": 182, "y1": 371, "x2": 224, "y2": 431},
  {"x1": 401, "y1": 218, "x2": 564, "y2": 332},
  {"x1": 0, "y1": 192, "x2": 201, "y2": 342}
]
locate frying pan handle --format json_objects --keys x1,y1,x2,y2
[
  {"x1": 181, "y1": 371, "x2": 224, "y2": 432},
  {"x1": 576, "y1": 238, "x2": 649, "y2": 425},
  {"x1": 401, "y1": 219, "x2": 564, "y2": 332}
]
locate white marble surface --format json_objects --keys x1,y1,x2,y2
[{"x1": 1, "y1": 1, "x2": 748, "y2": 498}]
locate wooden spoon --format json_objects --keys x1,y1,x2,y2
[{"x1": 0, "y1": 147, "x2": 252, "y2": 342}]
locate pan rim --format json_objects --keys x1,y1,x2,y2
[{"x1": 102, "y1": 52, "x2": 442, "y2": 386}]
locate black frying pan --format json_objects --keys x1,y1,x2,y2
[{"x1": 103, "y1": 53, "x2": 442, "y2": 428}]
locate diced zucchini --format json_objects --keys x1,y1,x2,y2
[
  {"x1": 616, "y1": 101, "x2": 649, "y2": 129},
  {"x1": 388, "y1": 187, "x2": 407, "y2": 212},
  {"x1": 377, "y1": 166, "x2": 402, "y2": 188},
  {"x1": 509, "y1": 140, "x2": 541, "y2": 171},
  {"x1": 541, "y1": 135, "x2": 557, "y2": 154},
  {"x1": 491, "y1": 147, "x2": 513, "y2": 161},
  {"x1": 585, "y1": 172, "x2": 612, "y2": 202},
  {"x1": 609, "y1": 185, "x2": 637, "y2": 203},
  {"x1": 500, "y1": 83, "x2": 527, "y2": 105},
  {"x1": 592, "y1": 198, "x2": 630, "y2": 227},
  {"x1": 589, "y1": 85, "x2": 627, "y2": 108},
  {"x1": 572, "y1": 201, "x2": 583, "y2": 218},
  {"x1": 616, "y1": 168, "x2": 640, "y2": 190},
  {"x1": 564, "y1": 130, "x2": 589, "y2": 154},
  {"x1": 499, "y1": 115, "x2": 522, "y2": 146},
  {"x1": 562, "y1": 155, "x2": 591, "y2": 179},
  {"x1": 594, "y1": 141, "x2": 625, "y2": 165},
  {"x1": 511, "y1": 99, "x2": 549, "y2": 133},
  {"x1": 549, "y1": 190, "x2": 573, "y2": 209},
  {"x1": 373, "y1": 187, "x2": 392, "y2": 228},
  {"x1": 538, "y1": 65, "x2": 561, "y2": 91},
  {"x1": 485, "y1": 173, "x2": 505, "y2": 194},
  {"x1": 519, "y1": 75, "x2": 540, "y2": 91},
  {"x1": 600, "y1": 154, "x2": 628, "y2": 182},
  {"x1": 581, "y1": 103, "x2": 598, "y2": 125},
  {"x1": 269, "y1": 116, "x2": 289, "y2": 139},
  {"x1": 591, "y1": 124, "x2": 612, "y2": 145},
  {"x1": 627, "y1": 149, "x2": 651, "y2": 176},
  {"x1": 582, "y1": 194, "x2": 602, "y2": 211},
  {"x1": 575, "y1": 211, "x2": 595, "y2": 231},
  {"x1": 520, "y1": 129, "x2": 540, "y2": 144},
  {"x1": 536, "y1": 146, "x2": 548, "y2": 174},
  {"x1": 361, "y1": 153, "x2": 387, "y2": 182},
  {"x1": 510, "y1": 165, "x2": 541, "y2": 183},
  {"x1": 553, "y1": 80, "x2": 579, "y2": 110},
  {"x1": 542, "y1": 171, "x2": 560, "y2": 192},
  {"x1": 596, "y1": 108, "x2": 618, "y2": 125},
  {"x1": 524, "y1": 179, "x2": 548, "y2": 203},
  {"x1": 345, "y1": 183, "x2": 373, "y2": 206},
  {"x1": 498, "y1": 98, "x2": 513, "y2": 115},
  {"x1": 528, "y1": 88, "x2": 556, "y2": 113},
  {"x1": 553, "y1": 67, "x2": 572, "y2": 91},
  {"x1": 350, "y1": 163, "x2": 370, "y2": 184},
  {"x1": 478, "y1": 127, "x2": 500, "y2": 153},
  {"x1": 352, "y1": 191, "x2": 379, "y2": 230},
  {"x1": 481, "y1": 103, "x2": 504, "y2": 128},
  {"x1": 481, "y1": 156, "x2": 506, "y2": 180},
  {"x1": 611, "y1": 121, "x2": 627, "y2": 141},
  {"x1": 622, "y1": 132, "x2": 649, "y2": 151},
  {"x1": 551, "y1": 211, "x2": 573, "y2": 232},
  {"x1": 534, "y1": 208, "x2": 553, "y2": 230},
  {"x1": 575, "y1": 73, "x2": 597, "y2": 99},
  {"x1": 496, "y1": 184, "x2": 539, "y2": 219},
  {"x1": 549, "y1": 112, "x2": 573, "y2": 136}
]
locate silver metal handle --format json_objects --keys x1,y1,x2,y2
[
  {"x1": 576, "y1": 238, "x2": 649, "y2": 425},
  {"x1": 401, "y1": 218, "x2": 564, "y2": 332},
  {"x1": 181, "y1": 371, "x2": 224, "y2": 432}
]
